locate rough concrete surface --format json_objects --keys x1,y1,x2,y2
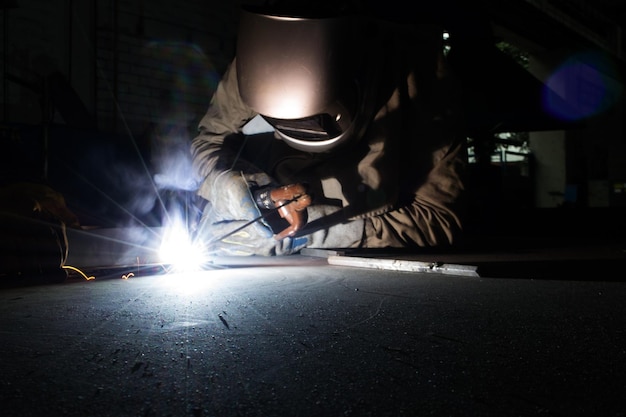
[{"x1": 2, "y1": 252, "x2": 626, "y2": 416}]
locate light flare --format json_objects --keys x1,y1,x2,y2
[
  {"x1": 157, "y1": 269, "x2": 218, "y2": 294},
  {"x1": 544, "y1": 50, "x2": 622, "y2": 121},
  {"x1": 159, "y1": 220, "x2": 208, "y2": 273}
]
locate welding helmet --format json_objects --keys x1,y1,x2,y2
[{"x1": 236, "y1": 5, "x2": 367, "y2": 153}]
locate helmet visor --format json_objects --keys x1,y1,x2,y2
[
  {"x1": 262, "y1": 88, "x2": 357, "y2": 152},
  {"x1": 236, "y1": 6, "x2": 362, "y2": 152},
  {"x1": 236, "y1": 7, "x2": 357, "y2": 119}
]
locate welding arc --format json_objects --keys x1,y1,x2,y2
[{"x1": 207, "y1": 197, "x2": 301, "y2": 244}]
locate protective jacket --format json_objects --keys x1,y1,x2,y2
[{"x1": 191, "y1": 20, "x2": 467, "y2": 249}]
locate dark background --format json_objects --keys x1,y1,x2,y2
[
  {"x1": 1, "y1": 3, "x2": 626, "y2": 416},
  {"x1": 2, "y1": 0, "x2": 625, "y2": 241}
]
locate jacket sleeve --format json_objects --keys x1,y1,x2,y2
[
  {"x1": 190, "y1": 59, "x2": 264, "y2": 201},
  {"x1": 363, "y1": 34, "x2": 468, "y2": 248},
  {"x1": 365, "y1": 134, "x2": 467, "y2": 247}
]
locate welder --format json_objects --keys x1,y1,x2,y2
[{"x1": 191, "y1": 1, "x2": 468, "y2": 256}]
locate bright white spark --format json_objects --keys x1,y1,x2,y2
[{"x1": 159, "y1": 222, "x2": 208, "y2": 273}]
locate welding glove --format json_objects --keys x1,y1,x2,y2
[{"x1": 194, "y1": 171, "x2": 307, "y2": 256}]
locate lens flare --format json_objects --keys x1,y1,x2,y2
[
  {"x1": 159, "y1": 220, "x2": 208, "y2": 272},
  {"x1": 544, "y1": 50, "x2": 622, "y2": 121}
]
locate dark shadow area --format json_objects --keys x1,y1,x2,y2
[
  {"x1": 336, "y1": 206, "x2": 626, "y2": 281},
  {"x1": 475, "y1": 258, "x2": 626, "y2": 280},
  {"x1": 1, "y1": 122, "x2": 204, "y2": 229}
]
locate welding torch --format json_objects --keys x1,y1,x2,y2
[{"x1": 208, "y1": 183, "x2": 312, "y2": 245}]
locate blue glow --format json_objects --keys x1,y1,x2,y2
[
  {"x1": 543, "y1": 51, "x2": 622, "y2": 121},
  {"x1": 143, "y1": 40, "x2": 221, "y2": 107}
]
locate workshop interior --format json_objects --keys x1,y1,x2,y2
[
  {"x1": 2, "y1": 2, "x2": 626, "y2": 417},
  {"x1": 2, "y1": 0, "x2": 624, "y2": 283}
]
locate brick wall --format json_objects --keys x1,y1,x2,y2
[
  {"x1": 1, "y1": 0, "x2": 239, "y2": 136},
  {"x1": 1, "y1": 0, "x2": 72, "y2": 124},
  {"x1": 95, "y1": 0, "x2": 239, "y2": 136}
]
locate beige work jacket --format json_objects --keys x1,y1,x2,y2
[{"x1": 191, "y1": 22, "x2": 467, "y2": 247}]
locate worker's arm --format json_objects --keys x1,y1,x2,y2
[
  {"x1": 190, "y1": 59, "x2": 272, "y2": 199},
  {"x1": 366, "y1": 135, "x2": 467, "y2": 247},
  {"x1": 190, "y1": 60, "x2": 312, "y2": 252}
]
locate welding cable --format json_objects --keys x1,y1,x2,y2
[{"x1": 62, "y1": 265, "x2": 96, "y2": 280}]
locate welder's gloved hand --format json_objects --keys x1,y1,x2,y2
[
  {"x1": 253, "y1": 183, "x2": 312, "y2": 240},
  {"x1": 194, "y1": 171, "x2": 307, "y2": 256},
  {"x1": 199, "y1": 219, "x2": 307, "y2": 256}
]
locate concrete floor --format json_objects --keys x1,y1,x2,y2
[{"x1": 2, "y1": 238, "x2": 626, "y2": 417}]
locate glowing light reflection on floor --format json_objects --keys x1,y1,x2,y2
[
  {"x1": 155, "y1": 268, "x2": 220, "y2": 294},
  {"x1": 159, "y1": 218, "x2": 208, "y2": 273}
]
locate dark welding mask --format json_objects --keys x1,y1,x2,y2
[{"x1": 236, "y1": 6, "x2": 366, "y2": 153}]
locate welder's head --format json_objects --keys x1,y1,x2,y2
[{"x1": 236, "y1": 3, "x2": 367, "y2": 153}]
